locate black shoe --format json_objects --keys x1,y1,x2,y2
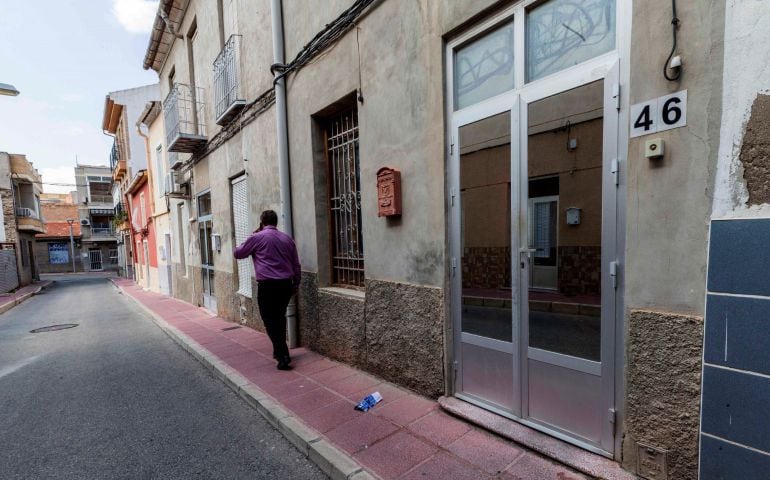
[{"x1": 276, "y1": 359, "x2": 292, "y2": 370}]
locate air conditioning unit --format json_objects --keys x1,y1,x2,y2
[
  {"x1": 165, "y1": 172, "x2": 176, "y2": 194},
  {"x1": 80, "y1": 219, "x2": 90, "y2": 226}
]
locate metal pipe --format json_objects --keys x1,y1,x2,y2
[
  {"x1": 67, "y1": 219, "x2": 76, "y2": 273},
  {"x1": 270, "y1": 0, "x2": 297, "y2": 348}
]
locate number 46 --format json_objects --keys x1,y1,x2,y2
[{"x1": 630, "y1": 90, "x2": 687, "y2": 138}]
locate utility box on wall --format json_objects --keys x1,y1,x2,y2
[{"x1": 377, "y1": 167, "x2": 402, "y2": 217}]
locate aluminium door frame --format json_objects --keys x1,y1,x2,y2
[{"x1": 445, "y1": 0, "x2": 630, "y2": 459}]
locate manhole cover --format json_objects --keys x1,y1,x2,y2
[
  {"x1": 30, "y1": 324, "x2": 78, "y2": 333},
  {"x1": 221, "y1": 326, "x2": 241, "y2": 331}
]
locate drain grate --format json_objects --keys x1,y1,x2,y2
[
  {"x1": 30, "y1": 324, "x2": 78, "y2": 333},
  {"x1": 221, "y1": 326, "x2": 242, "y2": 331}
]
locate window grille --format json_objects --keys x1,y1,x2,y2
[
  {"x1": 327, "y1": 108, "x2": 364, "y2": 287},
  {"x1": 231, "y1": 176, "x2": 251, "y2": 297}
]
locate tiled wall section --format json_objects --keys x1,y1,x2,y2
[{"x1": 701, "y1": 219, "x2": 770, "y2": 479}]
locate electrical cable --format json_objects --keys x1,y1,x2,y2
[{"x1": 663, "y1": 0, "x2": 681, "y2": 81}]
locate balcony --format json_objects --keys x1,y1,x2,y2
[
  {"x1": 213, "y1": 35, "x2": 245, "y2": 126},
  {"x1": 15, "y1": 207, "x2": 45, "y2": 234},
  {"x1": 15, "y1": 207, "x2": 37, "y2": 219},
  {"x1": 163, "y1": 83, "x2": 207, "y2": 153},
  {"x1": 90, "y1": 226, "x2": 116, "y2": 237},
  {"x1": 110, "y1": 142, "x2": 127, "y2": 181}
]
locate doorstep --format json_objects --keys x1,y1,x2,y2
[
  {"x1": 113, "y1": 278, "x2": 596, "y2": 480},
  {"x1": 439, "y1": 396, "x2": 637, "y2": 480}
]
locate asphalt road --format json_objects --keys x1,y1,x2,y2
[{"x1": 0, "y1": 274, "x2": 327, "y2": 480}]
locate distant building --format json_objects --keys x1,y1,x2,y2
[
  {"x1": 74, "y1": 164, "x2": 118, "y2": 272},
  {"x1": 102, "y1": 84, "x2": 160, "y2": 279},
  {"x1": 0, "y1": 152, "x2": 44, "y2": 291},
  {"x1": 34, "y1": 199, "x2": 82, "y2": 274}
]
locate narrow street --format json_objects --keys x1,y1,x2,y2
[{"x1": 0, "y1": 275, "x2": 327, "y2": 480}]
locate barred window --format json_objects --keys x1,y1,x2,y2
[{"x1": 327, "y1": 107, "x2": 364, "y2": 287}]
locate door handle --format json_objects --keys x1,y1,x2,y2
[{"x1": 519, "y1": 247, "x2": 537, "y2": 257}]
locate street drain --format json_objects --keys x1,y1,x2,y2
[
  {"x1": 30, "y1": 324, "x2": 78, "y2": 333},
  {"x1": 221, "y1": 326, "x2": 241, "y2": 331}
]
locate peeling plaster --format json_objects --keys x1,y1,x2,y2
[{"x1": 712, "y1": 2, "x2": 770, "y2": 219}]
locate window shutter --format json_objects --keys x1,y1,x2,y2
[{"x1": 231, "y1": 176, "x2": 251, "y2": 297}]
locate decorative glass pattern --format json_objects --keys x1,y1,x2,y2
[
  {"x1": 454, "y1": 22, "x2": 515, "y2": 110},
  {"x1": 527, "y1": 0, "x2": 616, "y2": 81}
]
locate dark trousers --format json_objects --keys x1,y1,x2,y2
[{"x1": 257, "y1": 279, "x2": 293, "y2": 360}]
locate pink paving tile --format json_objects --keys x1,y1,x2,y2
[
  {"x1": 292, "y1": 357, "x2": 337, "y2": 375},
  {"x1": 325, "y1": 373, "x2": 381, "y2": 397},
  {"x1": 345, "y1": 382, "x2": 409, "y2": 406},
  {"x1": 282, "y1": 387, "x2": 341, "y2": 415},
  {"x1": 372, "y1": 393, "x2": 436, "y2": 427},
  {"x1": 325, "y1": 412, "x2": 400, "y2": 454},
  {"x1": 227, "y1": 354, "x2": 274, "y2": 373},
  {"x1": 301, "y1": 399, "x2": 360, "y2": 433},
  {"x1": 353, "y1": 430, "x2": 438, "y2": 479},
  {"x1": 215, "y1": 348, "x2": 257, "y2": 362},
  {"x1": 503, "y1": 453, "x2": 587, "y2": 480},
  {"x1": 446, "y1": 429, "x2": 524, "y2": 475},
  {"x1": 406, "y1": 411, "x2": 472, "y2": 447},
  {"x1": 309, "y1": 364, "x2": 358, "y2": 385},
  {"x1": 401, "y1": 452, "x2": 490, "y2": 480},
  {"x1": 243, "y1": 366, "x2": 302, "y2": 388},
  {"x1": 265, "y1": 378, "x2": 321, "y2": 400}
]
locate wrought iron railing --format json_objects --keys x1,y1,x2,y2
[
  {"x1": 110, "y1": 141, "x2": 120, "y2": 171},
  {"x1": 213, "y1": 35, "x2": 244, "y2": 124},
  {"x1": 91, "y1": 227, "x2": 115, "y2": 236},
  {"x1": 15, "y1": 207, "x2": 38, "y2": 219},
  {"x1": 163, "y1": 83, "x2": 207, "y2": 151}
]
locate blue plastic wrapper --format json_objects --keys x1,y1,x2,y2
[{"x1": 354, "y1": 391, "x2": 383, "y2": 412}]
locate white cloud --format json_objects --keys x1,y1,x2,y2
[
  {"x1": 112, "y1": 0, "x2": 158, "y2": 34},
  {"x1": 40, "y1": 167, "x2": 78, "y2": 194}
]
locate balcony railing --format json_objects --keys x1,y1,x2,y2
[
  {"x1": 110, "y1": 141, "x2": 119, "y2": 170},
  {"x1": 15, "y1": 207, "x2": 38, "y2": 219},
  {"x1": 213, "y1": 35, "x2": 245, "y2": 126},
  {"x1": 90, "y1": 227, "x2": 115, "y2": 237},
  {"x1": 88, "y1": 195, "x2": 113, "y2": 205},
  {"x1": 163, "y1": 83, "x2": 207, "y2": 153}
]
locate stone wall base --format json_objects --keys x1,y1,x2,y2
[{"x1": 622, "y1": 309, "x2": 703, "y2": 480}]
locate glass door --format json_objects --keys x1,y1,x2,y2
[
  {"x1": 199, "y1": 219, "x2": 216, "y2": 313},
  {"x1": 452, "y1": 104, "x2": 520, "y2": 415},
  {"x1": 518, "y1": 66, "x2": 619, "y2": 454}
]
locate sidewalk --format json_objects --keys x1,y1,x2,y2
[
  {"x1": 0, "y1": 281, "x2": 52, "y2": 315},
  {"x1": 113, "y1": 278, "x2": 592, "y2": 480}
]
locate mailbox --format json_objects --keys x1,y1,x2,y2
[{"x1": 376, "y1": 167, "x2": 402, "y2": 217}]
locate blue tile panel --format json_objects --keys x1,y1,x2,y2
[
  {"x1": 704, "y1": 294, "x2": 770, "y2": 376},
  {"x1": 708, "y1": 219, "x2": 770, "y2": 296},
  {"x1": 700, "y1": 434, "x2": 770, "y2": 480},
  {"x1": 701, "y1": 365, "x2": 770, "y2": 454}
]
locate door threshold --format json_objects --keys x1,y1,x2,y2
[{"x1": 439, "y1": 396, "x2": 636, "y2": 480}]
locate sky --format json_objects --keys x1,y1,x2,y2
[{"x1": 0, "y1": 0, "x2": 159, "y2": 193}]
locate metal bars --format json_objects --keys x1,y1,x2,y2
[
  {"x1": 327, "y1": 108, "x2": 364, "y2": 287},
  {"x1": 213, "y1": 35, "x2": 244, "y2": 123},
  {"x1": 231, "y1": 176, "x2": 252, "y2": 297},
  {"x1": 163, "y1": 83, "x2": 207, "y2": 152}
]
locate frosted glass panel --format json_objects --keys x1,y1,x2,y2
[
  {"x1": 454, "y1": 22, "x2": 515, "y2": 110},
  {"x1": 527, "y1": 0, "x2": 616, "y2": 81}
]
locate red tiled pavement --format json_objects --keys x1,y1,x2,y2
[{"x1": 113, "y1": 278, "x2": 590, "y2": 480}]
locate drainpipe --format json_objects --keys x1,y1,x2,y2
[
  {"x1": 270, "y1": 0, "x2": 297, "y2": 348},
  {"x1": 136, "y1": 121, "x2": 156, "y2": 216}
]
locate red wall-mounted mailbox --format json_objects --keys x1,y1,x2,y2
[{"x1": 376, "y1": 167, "x2": 402, "y2": 217}]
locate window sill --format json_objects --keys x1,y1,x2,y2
[{"x1": 318, "y1": 286, "x2": 365, "y2": 300}]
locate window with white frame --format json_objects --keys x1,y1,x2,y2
[
  {"x1": 452, "y1": 0, "x2": 618, "y2": 110},
  {"x1": 231, "y1": 176, "x2": 251, "y2": 297},
  {"x1": 139, "y1": 192, "x2": 146, "y2": 226}
]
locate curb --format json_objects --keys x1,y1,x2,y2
[
  {"x1": 113, "y1": 280, "x2": 377, "y2": 480},
  {"x1": 0, "y1": 283, "x2": 49, "y2": 316}
]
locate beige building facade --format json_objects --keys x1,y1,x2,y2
[{"x1": 138, "y1": 1, "x2": 770, "y2": 478}]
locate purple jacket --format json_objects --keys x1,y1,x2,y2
[{"x1": 234, "y1": 226, "x2": 301, "y2": 287}]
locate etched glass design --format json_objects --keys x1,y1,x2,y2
[
  {"x1": 454, "y1": 22, "x2": 515, "y2": 110},
  {"x1": 527, "y1": 0, "x2": 616, "y2": 81}
]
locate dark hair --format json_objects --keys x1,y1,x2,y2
[{"x1": 260, "y1": 210, "x2": 278, "y2": 226}]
